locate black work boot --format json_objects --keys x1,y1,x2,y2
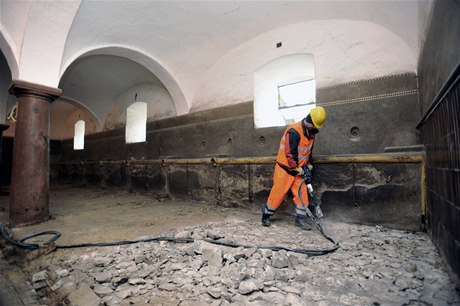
[
  {"x1": 295, "y1": 215, "x2": 311, "y2": 230},
  {"x1": 262, "y1": 213, "x2": 271, "y2": 227}
]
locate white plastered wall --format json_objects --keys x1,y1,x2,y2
[
  {"x1": 104, "y1": 83, "x2": 176, "y2": 131},
  {"x1": 192, "y1": 20, "x2": 417, "y2": 112}
]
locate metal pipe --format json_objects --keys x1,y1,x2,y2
[
  {"x1": 65, "y1": 153, "x2": 424, "y2": 166},
  {"x1": 122, "y1": 157, "x2": 277, "y2": 165},
  {"x1": 313, "y1": 153, "x2": 425, "y2": 164}
]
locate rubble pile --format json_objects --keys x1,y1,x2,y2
[{"x1": 25, "y1": 219, "x2": 460, "y2": 306}]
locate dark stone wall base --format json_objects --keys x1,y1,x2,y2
[{"x1": 52, "y1": 156, "x2": 422, "y2": 231}]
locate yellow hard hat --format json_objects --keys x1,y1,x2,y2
[{"x1": 310, "y1": 106, "x2": 326, "y2": 128}]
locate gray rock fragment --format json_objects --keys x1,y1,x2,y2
[
  {"x1": 238, "y1": 278, "x2": 264, "y2": 295},
  {"x1": 55, "y1": 268, "x2": 70, "y2": 278},
  {"x1": 93, "y1": 256, "x2": 113, "y2": 267},
  {"x1": 271, "y1": 256, "x2": 289, "y2": 269},
  {"x1": 207, "y1": 287, "x2": 223, "y2": 299},
  {"x1": 93, "y1": 271, "x2": 112, "y2": 283},
  {"x1": 32, "y1": 270, "x2": 47, "y2": 283},
  {"x1": 93, "y1": 284, "x2": 113, "y2": 296}
]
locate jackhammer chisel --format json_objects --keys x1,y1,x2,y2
[{"x1": 299, "y1": 168, "x2": 339, "y2": 250}]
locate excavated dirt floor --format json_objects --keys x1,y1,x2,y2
[{"x1": 0, "y1": 183, "x2": 459, "y2": 306}]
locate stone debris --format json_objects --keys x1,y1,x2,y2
[{"x1": 22, "y1": 219, "x2": 460, "y2": 305}]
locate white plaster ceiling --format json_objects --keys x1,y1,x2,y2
[{"x1": 0, "y1": 0, "x2": 425, "y2": 135}]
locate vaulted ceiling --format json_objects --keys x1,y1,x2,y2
[{"x1": 0, "y1": 0, "x2": 433, "y2": 139}]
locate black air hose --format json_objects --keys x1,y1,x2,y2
[
  {"x1": 0, "y1": 223, "x2": 194, "y2": 250},
  {"x1": 1, "y1": 181, "x2": 339, "y2": 256}
]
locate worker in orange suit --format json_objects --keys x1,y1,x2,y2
[{"x1": 262, "y1": 106, "x2": 326, "y2": 230}]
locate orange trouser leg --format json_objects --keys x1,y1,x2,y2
[
  {"x1": 265, "y1": 164, "x2": 295, "y2": 214},
  {"x1": 291, "y1": 175, "x2": 309, "y2": 216}
]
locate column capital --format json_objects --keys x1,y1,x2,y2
[{"x1": 8, "y1": 80, "x2": 62, "y2": 102}]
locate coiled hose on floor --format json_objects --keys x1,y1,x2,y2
[{"x1": 0, "y1": 179, "x2": 339, "y2": 256}]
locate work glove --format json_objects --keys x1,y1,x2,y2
[
  {"x1": 307, "y1": 163, "x2": 313, "y2": 171},
  {"x1": 294, "y1": 166, "x2": 304, "y2": 176}
]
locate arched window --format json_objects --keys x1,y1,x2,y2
[
  {"x1": 73, "y1": 120, "x2": 85, "y2": 150},
  {"x1": 253, "y1": 54, "x2": 316, "y2": 128},
  {"x1": 126, "y1": 102, "x2": 147, "y2": 143}
]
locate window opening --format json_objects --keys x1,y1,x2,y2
[
  {"x1": 278, "y1": 79, "x2": 316, "y2": 124},
  {"x1": 74, "y1": 120, "x2": 85, "y2": 150},
  {"x1": 126, "y1": 102, "x2": 147, "y2": 143}
]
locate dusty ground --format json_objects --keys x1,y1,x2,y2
[
  {"x1": 0, "y1": 182, "x2": 254, "y2": 247},
  {"x1": 0, "y1": 183, "x2": 459, "y2": 306}
]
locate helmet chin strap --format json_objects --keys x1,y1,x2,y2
[{"x1": 304, "y1": 115, "x2": 318, "y2": 139}]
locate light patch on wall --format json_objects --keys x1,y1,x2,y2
[
  {"x1": 126, "y1": 102, "x2": 147, "y2": 144},
  {"x1": 254, "y1": 53, "x2": 316, "y2": 128},
  {"x1": 74, "y1": 120, "x2": 85, "y2": 150}
]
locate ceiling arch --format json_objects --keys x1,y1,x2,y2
[
  {"x1": 60, "y1": 46, "x2": 188, "y2": 116},
  {"x1": 59, "y1": 51, "x2": 177, "y2": 129},
  {"x1": 50, "y1": 97, "x2": 101, "y2": 140},
  {"x1": 0, "y1": 31, "x2": 18, "y2": 79},
  {"x1": 16, "y1": 1, "x2": 80, "y2": 87}
]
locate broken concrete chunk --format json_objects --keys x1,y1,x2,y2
[
  {"x1": 238, "y1": 278, "x2": 264, "y2": 295},
  {"x1": 32, "y1": 270, "x2": 47, "y2": 283}
]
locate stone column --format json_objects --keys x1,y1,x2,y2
[
  {"x1": 8, "y1": 80, "x2": 61, "y2": 227},
  {"x1": 0, "y1": 124, "x2": 9, "y2": 194}
]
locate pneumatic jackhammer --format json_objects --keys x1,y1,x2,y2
[{"x1": 302, "y1": 168, "x2": 323, "y2": 219}]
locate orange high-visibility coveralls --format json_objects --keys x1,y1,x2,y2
[{"x1": 265, "y1": 120, "x2": 314, "y2": 215}]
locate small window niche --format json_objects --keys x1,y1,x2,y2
[
  {"x1": 253, "y1": 54, "x2": 316, "y2": 128},
  {"x1": 73, "y1": 120, "x2": 85, "y2": 150},
  {"x1": 126, "y1": 102, "x2": 147, "y2": 144}
]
